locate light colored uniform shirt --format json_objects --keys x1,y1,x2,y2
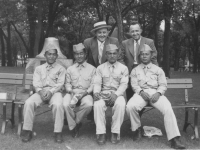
[
  {"x1": 130, "y1": 63, "x2": 167, "y2": 95},
  {"x1": 93, "y1": 61, "x2": 129, "y2": 96},
  {"x1": 65, "y1": 62, "x2": 96, "y2": 94},
  {"x1": 33, "y1": 62, "x2": 66, "y2": 94}
]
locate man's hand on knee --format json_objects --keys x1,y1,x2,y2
[
  {"x1": 94, "y1": 93, "x2": 100, "y2": 101},
  {"x1": 108, "y1": 93, "x2": 117, "y2": 107},
  {"x1": 38, "y1": 90, "x2": 47, "y2": 101},
  {"x1": 43, "y1": 91, "x2": 53, "y2": 103},
  {"x1": 150, "y1": 92, "x2": 160, "y2": 103},
  {"x1": 140, "y1": 91, "x2": 150, "y2": 102}
]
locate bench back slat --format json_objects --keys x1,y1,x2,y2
[
  {"x1": 0, "y1": 79, "x2": 23, "y2": 84},
  {"x1": 0, "y1": 73, "x2": 23, "y2": 79},
  {"x1": 167, "y1": 78, "x2": 192, "y2": 89}
]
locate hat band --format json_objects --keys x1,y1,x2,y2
[{"x1": 93, "y1": 24, "x2": 110, "y2": 30}]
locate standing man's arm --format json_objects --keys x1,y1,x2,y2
[{"x1": 149, "y1": 40, "x2": 158, "y2": 66}]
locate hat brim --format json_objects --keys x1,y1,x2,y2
[{"x1": 91, "y1": 25, "x2": 112, "y2": 34}]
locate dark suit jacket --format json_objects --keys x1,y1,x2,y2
[
  {"x1": 83, "y1": 36, "x2": 123, "y2": 68},
  {"x1": 122, "y1": 36, "x2": 158, "y2": 73}
]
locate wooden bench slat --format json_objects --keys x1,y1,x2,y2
[
  {"x1": 167, "y1": 84, "x2": 193, "y2": 88},
  {"x1": 25, "y1": 80, "x2": 32, "y2": 85},
  {"x1": 0, "y1": 73, "x2": 23, "y2": 79},
  {"x1": 25, "y1": 74, "x2": 33, "y2": 80},
  {"x1": 167, "y1": 78, "x2": 192, "y2": 83},
  {"x1": 0, "y1": 79, "x2": 23, "y2": 84}
]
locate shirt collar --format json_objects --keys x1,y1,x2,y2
[
  {"x1": 107, "y1": 61, "x2": 117, "y2": 68},
  {"x1": 141, "y1": 62, "x2": 152, "y2": 69},
  {"x1": 45, "y1": 62, "x2": 56, "y2": 68},
  {"x1": 75, "y1": 61, "x2": 87, "y2": 68},
  {"x1": 97, "y1": 40, "x2": 105, "y2": 46},
  {"x1": 134, "y1": 38, "x2": 141, "y2": 45}
]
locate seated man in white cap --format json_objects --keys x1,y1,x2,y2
[
  {"x1": 126, "y1": 44, "x2": 185, "y2": 149},
  {"x1": 63, "y1": 43, "x2": 96, "y2": 138},
  {"x1": 93, "y1": 44, "x2": 129, "y2": 145},
  {"x1": 21, "y1": 44, "x2": 66, "y2": 143}
]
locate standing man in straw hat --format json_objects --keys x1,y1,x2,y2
[
  {"x1": 84, "y1": 21, "x2": 124, "y2": 121},
  {"x1": 126, "y1": 44, "x2": 185, "y2": 149},
  {"x1": 63, "y1": 43, "x2": 95, "y2": 138},
  {"x1": 93, "y1": 44, "x2": 128, "y2": 145},
  {"x1": 21, "y1": 43, "x2": 66, "y2": 143}
]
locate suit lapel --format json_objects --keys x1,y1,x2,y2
[
  {"x1": 91, "y1": 37, "x2": 99, "y2": 66},
  {"x1": 138, "y1": 36, "x2": 145, "y2": 63},
  {"x1": 128, "y1": 38, "x2": 135, "y2": 58},
  {"x1": 101, "y1": 37, "x2": 109, "y2": 63}
]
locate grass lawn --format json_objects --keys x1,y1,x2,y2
[{"x1": 0, "y1": 67, "x2": 200, "y2": 149}]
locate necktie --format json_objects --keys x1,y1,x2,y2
[
  {"x1": 134, "y1": 41, "x2": 139, "y2": 64},
  {"x1": 144, "y1": 66, "x2": 147, "y2": 74},
  {"x1": 110, "y1": 65, "x2": 114, "y2": 73},
  {"x1": 47, "y1": 65, "x2": 52, "y2": 72},
  {"x1": 99, "y1": 42, "x2": 104, "y2": 64}
]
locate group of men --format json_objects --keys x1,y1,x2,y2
[{"x1": 21, "y1": 21, "x2": 185, "y2": 149}]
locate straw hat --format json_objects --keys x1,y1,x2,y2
[{"x1": 91, "y1": 21, "x2": 111, "y2": 34}]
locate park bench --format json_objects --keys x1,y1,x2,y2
[
  {"x1": 0, "y1": 73, "x2": 26, "y2": 134},
  {"x1": 140, "y1": 78, "x2": 200, "y2": 139}
]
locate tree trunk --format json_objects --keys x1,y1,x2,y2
[
  {"x1": 7, "y1": 22, "x2": 12, "y2": 66},
  {"x1": 26, "y1": 0, "x2": 36, "y2": 57},
  {"x1": 193, "y1": 32, "x2": 199, "y2": 73},
  {"x1": 162, "y1": 0, "x2": 174, "y2": 77},
  {"x1": 0, "y1": 28, "x2": 6, "y2": 66},
  {"x1": 33, "y1": 0, "x2": 43, "y2": 56}
]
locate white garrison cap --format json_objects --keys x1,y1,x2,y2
[
  {"x1": 73, "y1": 43, "x2": 85, "y2": 53},
  {"x1": 140, "y1": 44, "x2": 153, "y2": 52}
]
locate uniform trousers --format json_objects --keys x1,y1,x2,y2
[
  {"x1": 63, "y1": 94, "x2": 93, "y2": 130},
  {"x1": 126, "y1": 92, "x2": 181, "y2": 140},
  {"x1": 23, "y1": 92, "x2": 64, "y2": 133},
  {"x1": 94, "y1": 96, "x2": 126, "y2": 134}
]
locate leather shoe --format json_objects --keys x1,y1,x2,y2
[
  {"x1": 171, "y1": 137, "x2": 185, "y2": 149},
  {"x1": 111, "y1": 133, "x2": 119, "y2": 144},
  {"x1": 55, "y1": 132, "x2": 63, "y2": 143},
  {"x1": 132, "y1": 127, "x2": 142, "y2": 141},
  {"x1": 72, "y1": 123, "x2": 82, "y2": 138},
  {"x1": 97, "y1": 134, "x2": 106, "y2": 145},
  {"x1": 21, "y1": 130, "x2": 32, "y2": 143}
]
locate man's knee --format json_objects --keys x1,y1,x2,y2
[
  {"x1": 82, "y1": 95, "x2": 93, "y2": 108},
  {"x1": 94, "y1": 100, "x2": 104, "y2": 108},
  {"x1": 115, "y1": 96, "x2": 126, "y2": 108}
]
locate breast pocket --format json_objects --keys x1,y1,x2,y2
[
  {"x1": 49, "y1": 73, "x2": 58, "y2": 82},
  {"x1": 112, "y1": 74, "x2": 122, "y2": 83},
  {"x1": 102, "y1": 74, "x2": 110, "y2": 83},
  {"x1": 71, "y1": 75, "x2": 79, "y2": 84},
  {"x1": 150, "y1": 75, "x2": 158, "y2": 81}
]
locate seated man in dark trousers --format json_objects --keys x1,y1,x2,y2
[
  {"x1": 63, "y1": 43, "x2": 96, "y2": 138},
  {"x1": 21, "y1": 44, "x2": 66, "y2": 143},
  {"x1": 93, "y1": 44, "x2": 129, "y2": 145},
  {"x1": 126, "y1": 44, "x2": 185, "y2": 149}
]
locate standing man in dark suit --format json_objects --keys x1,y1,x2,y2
[
  {"x1": 122, "y1": 22, "x2": 158, "y2": 100},
  {"x1": 84, "y1": 21, "x2": 123, "y2": 120},
  {"x1": 84, "y1": 21, "x2": 123, "y2": 67}
]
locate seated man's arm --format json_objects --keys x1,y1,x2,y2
[
  {"x1": 49, "y1": 67, "x2": 66, "y2": 94},
  {"x1": 156, "y1": 68, "x2": 167, "y2": 95},
  {"x1": 114, "y1": 67, "x2": 129, "y2": 97},
  {"x1": 65, "y1": 68, "x2": 73, "y2": 94},
  {"x1": 130, "y1": 69, "x2": 143, "y2": 94},
  {"x1": 93, "y1": 67, "x2": 102, "y2": 101},
  {"x1": 85, "y1": 68, "x2": 96, "y2": 95}
]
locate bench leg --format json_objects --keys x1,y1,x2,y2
[
  {"x1": 183, "y1": 108, "x2": 190, "y2": 132},
  {"x1": 1, "y1": 103, "x2": 7, "y2": 134},
  {"x1": 10, "y1": 102, "x2": 15, "y2": 128},
  {"x1": 17, "y1": 104, "x2": 23, "y2": 136},
  {"x1": 194, "y1": 108, "x2": 199, "y2": 139}
]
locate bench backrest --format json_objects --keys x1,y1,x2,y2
[
  {"x1": 24, "y1": 74, "x2": 33, "y2": 90},
  {"x1": 167, "y1": 78, "x2": 192, "y2": 103},
  {"x1": 0, "y1": 73, "x2": 24, "y2": 85}
]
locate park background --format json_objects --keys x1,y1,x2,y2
[{"x1": 0, "y1": 0, "x2": 200, "y2": 149}]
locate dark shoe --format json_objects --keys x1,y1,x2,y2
[
  {"x1": 21, "y1": 130, "x2": 32, "y2": 143},
  {"x1": 171, "y1": 137, "x2": 185, "y2": 149},
  {"x1": 111, "y1": 133, "x2": 119, "y2": 144},
  {"x1": 132, "y1": 127, "x2": 142, "y2": 141},
  {"x1": 55, "y1": 132, "x2": 63, "y2": 143},
  {"x1": 72, "y1": 123, "x2": 82, "y2": 138},
  {"x1": 97, "y1": 134, "x2": 106, "y2": 145}
]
